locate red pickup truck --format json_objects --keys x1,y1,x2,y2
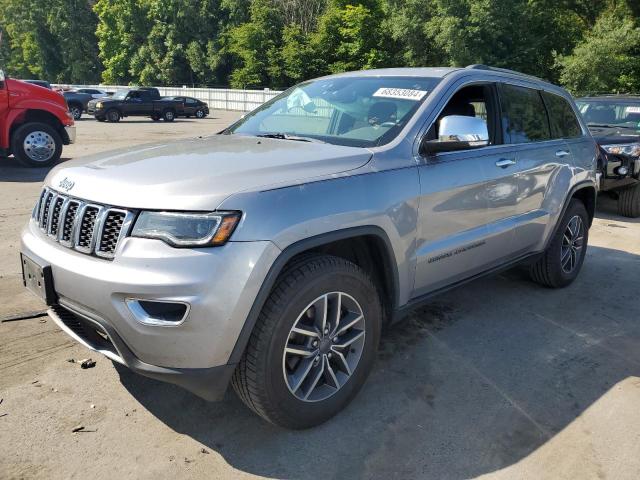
[{"x1": 0, "y1": 70, "x2": 75, "y2": 167}]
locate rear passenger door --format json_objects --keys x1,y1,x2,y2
[
  {"x1": 542, "y1": 90, "x2": 592, "y2": 176},
  {"x1": 498, "y1": 83, "x2": 571, "y2": 253}
]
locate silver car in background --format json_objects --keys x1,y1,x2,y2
[{"x1": 21, "y1": 65, "x2": 598, "y2": 428}]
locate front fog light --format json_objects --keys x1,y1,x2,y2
[{"x1": 126, "y1": 299, "x2": 189, "y2": 326}]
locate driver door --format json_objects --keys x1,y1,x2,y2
[{"x1": 413, "y1": 83, "x2": 522, "y2": 297}]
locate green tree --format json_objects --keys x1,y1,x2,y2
[
  {"x1": 94, "y1": 0, "x2": 150, "y2": 84},
  {"x1": 312, "y1": 0, "x2": 392, "y2": 74},
  {"x1": 227, "y1": 0, "x2": 284, "y2": 88},
  {"x1": 558, "y1": 8, "x2": 640, "y2": 94},
  {"x1": 0, "y1": 0, "x2": 101, "y2": 82}
]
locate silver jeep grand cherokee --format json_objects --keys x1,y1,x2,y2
[{"x1": 21, "y1": 66, "x2": 598, "y2": 428}]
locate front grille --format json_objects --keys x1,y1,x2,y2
[{"x1": 34, "y1": 187, "x2": 133, "y2": 260}]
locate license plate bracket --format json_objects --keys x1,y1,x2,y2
[{"x1": 21, "y1": 253, "x2": 57, "y2": 305}]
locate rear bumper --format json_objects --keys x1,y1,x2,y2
[{"x1": 49, "y1": 302, "x2": 235, "y2": 400}]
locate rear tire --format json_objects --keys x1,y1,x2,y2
[
  {"x1": 106, "y1": 109, "x2": 120, "y2": 122},
  {"x1": 232, "y1": 254, "x2": 382, "y2": 429},
  {"x1": 11, "y1": 122, "x2": 63, "y2": 168},
  {"x1": 530, "y1": 199, "x2": 589, "y2": 288},
  {"x1": 617, "y1": 183, "x2": 640, "y2": 218}
]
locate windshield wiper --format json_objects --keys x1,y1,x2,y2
[
  {"x1": 588, "y1": 123, "x2": 636, "y2": 130},
  {"x1": 256, "y1": 133, "x2": 325, "y2": 143}
]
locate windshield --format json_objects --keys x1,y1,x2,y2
[
  {"x1": 226, "y1": 76, "x2": 440, "y2": 147},
  {"x1": 577, "y1": 99, "x2": 640, "y2": 133},
  {"x1": 112, "y1": 89, "x2": 130, "y2": 100}
]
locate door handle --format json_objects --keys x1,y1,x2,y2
[
  {"x1": 555, "y1": 150, "x2": 570, "y2": 158},
  {"x1": 495, "y1": 158, "x2": 517, "y2": 168}
]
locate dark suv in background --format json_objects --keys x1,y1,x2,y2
[{"x1": 577, "y1": 95, "x2": 640, "y2": 217}]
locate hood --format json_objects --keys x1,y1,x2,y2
[
  {"x1": 588, "y1": 125, "x2": 640, "y2": 145},
  {"x1": 46, "y1": 134, "x2": 373, "y2": 210},
  {"x1": 88, "y1": 97, "x2": 111, "y2": 106},
  {"x1": 7, "y1": 78, "x2": 68, "y2": 112}
]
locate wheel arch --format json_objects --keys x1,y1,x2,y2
[
  {"x1": 570, "y1": 182, "x2": 597, "y2": 227},
  {"x1": 227, "y1": 226, "x2": 399, "y2": 364},
  {"x1": 9, "y1": 109, "x2": 68, "y2": 148},
  {"x1": 543, "y1": 181, "x2": 597, "y2": 253}
]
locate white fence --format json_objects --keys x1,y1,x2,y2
[{"x1": 53, "y1": 84, "x2": 283, "y2": 111}]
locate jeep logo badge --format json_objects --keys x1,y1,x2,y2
[{"x1": 58, "y1": 177, "x2": 75, "y2": 192}]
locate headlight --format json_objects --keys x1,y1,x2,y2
[
  {"x1": 96, "y1": 101, "x2": 103, "y2": 109},
  {"x1": 603, "y1": 143, "x2": 640, "y2": 157},
  {"x1": 131, "y1": 211, "x2": 241, "y2": 247}
]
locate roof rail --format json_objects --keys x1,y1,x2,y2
[{"x1": 465, "y1": 64, "x2": 544, "y2": 82}]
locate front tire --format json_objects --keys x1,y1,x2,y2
[
  {"x1": 195, "y1": 109, "x2": 206, "y2": 119},
  {"x1": 106, "y1": 109, "x2": 120, "y2": 122},
  {"x1": 530, "y1": 199, "x2": 589, "y2": 288},
  {"x1": 618, "y1": 183, "x2": 640, "y2": 218},
  {"x1": 11, "y1": 122, "x2": 62, "y2": 168},
  {"x1": 232, "y1": 254, "x2": 382, "y2": 429}
]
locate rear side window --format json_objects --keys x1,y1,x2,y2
[
  {"x1": 500, "y1": 84, "x2": 551, "y2": 143},
  {"x1": 542, "y1": 92, "x2": 583, "y2": 138}
]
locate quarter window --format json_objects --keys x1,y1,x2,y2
[
  {"x1": 500, "y1": 84, "x2": 551, "y2": 143},
  {"x1": 543, "y1": 92, "x2": 582, "y2": 138}
]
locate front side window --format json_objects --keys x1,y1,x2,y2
[
  {"x1": 500, "y1": 84, "x2": 551, "y2": 144},
  {"x1": 543, "y1": 92, "x2": 582, "y2": 139},
  {"x1": 186, "y1": 98, "x2": 197, "y2": 104},
  {"x1": 112, "y1": 90, "x2": 129, "y2": 100},
  {"x1": 227, "y1": 76, "x2": 441, "y2": 147}
]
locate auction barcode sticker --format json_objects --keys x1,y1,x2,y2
[
  {"x1": 373, "y1": 88, "x2": 428, "y2": 101},
  {"x1": 625, "y1": 106, "x2": 640, "y2": 114}
]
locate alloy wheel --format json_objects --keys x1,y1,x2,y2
[
  {"x1": 561, "y1": 215, "x2": 585, "y2": 273},
  {"x1": 282, "y1": 292, "x2": 366, "y2": 402}
]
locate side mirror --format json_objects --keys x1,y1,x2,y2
[{"x1": 422, "y1": 115, "x2": 489, "y2": 155}]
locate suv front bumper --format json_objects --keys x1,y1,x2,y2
[{"x1": 21, "y1": 219, "x2": 280, "y2": 399}]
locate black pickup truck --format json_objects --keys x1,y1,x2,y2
[
  {"x1": 577, "y1": 95, "x2": 640, "y2": 217},
  {"x1": 87, "y1": 87, "x2": 184, "y2": 122}
]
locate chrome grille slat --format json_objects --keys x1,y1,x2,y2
[
  {"x1": 33, "y1": 188, "x2": 132, "y2": 261},
  {"x1": 75, "y1": 205, "x2": 101, "y2": 252},
  {"x1": 96, "y1": 210, "x2": 128, "y2": 258},
  {"x1": 39, "y1": 190, "x2": 54, "y2": 230},
  {"x1": 47, "y1": 196, "x2": 65, "y2": 237},
  {"x1": 60, "y1": 200, "x2": 80, "y2": 246}
]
